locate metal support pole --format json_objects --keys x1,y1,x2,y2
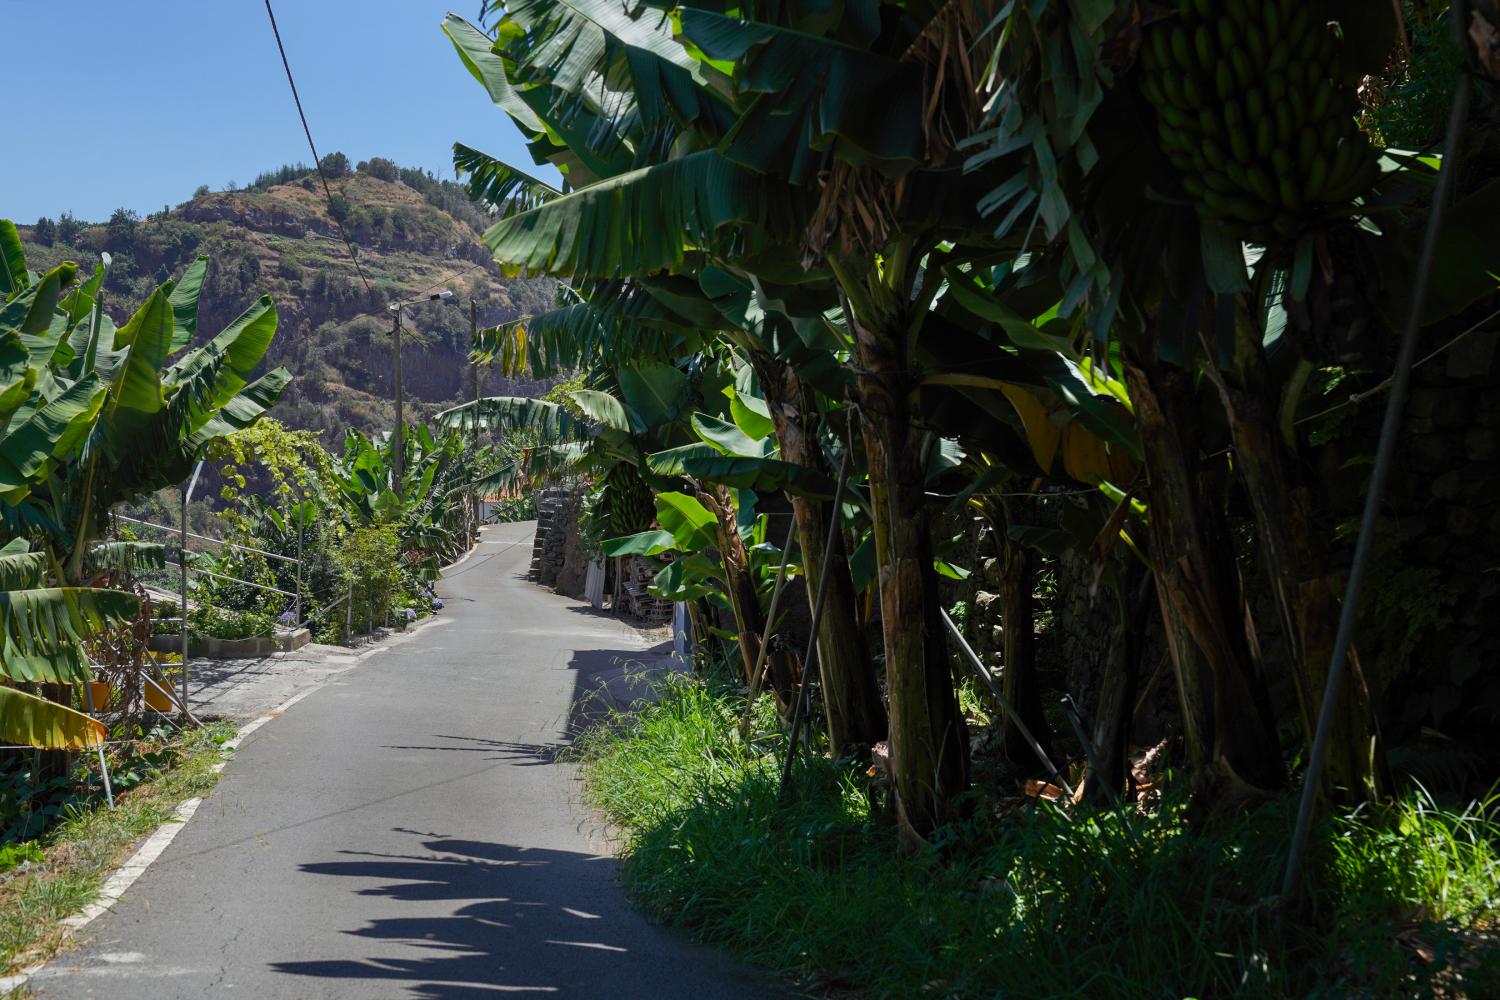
[
  {"x1": 294, "y1": 516, "x2": 303, "y2": 627},
  {"x1": 1282, "y1": 65, "x2": 1473, "y2": 899},
  {"x1": 181, "y1": 460, "x2": 203, "y2": 716},
  {"x1": 392, "y1": 307, "x2": 405, "y2": 498},
  {"x1": 942, "y1": 608, "x2": 1075, "y2": 801},
  {"x1": 346, "y1": 583, "x2": 353, "y2": 641},
  {"x1": 1060, "y1": 694, "x2": 1130, "y2": 830},
  {"x1": 778, "y1": 450, "x2": 850, "y2": 799},
  {"x1": 96, "y1": 745, "x2": 115, "y2": 810},
  {"x1": 740, "y1": 516, "x2": 799, "y2": 741},
  {"x1": 470, "y1": 298, "x2": 480, "y2": 546}
]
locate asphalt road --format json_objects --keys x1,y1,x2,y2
[{"x1": 34, "y1": 522, "x2": 783, "y2": 999}]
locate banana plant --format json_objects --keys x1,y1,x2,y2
[
  {"x1": 0, "y1": 223, "x2": 288, "y2": 748},
  {"x1": 0, "y1": 233, "x2": 292, "y2": 582},
  {"x1": 0, "y1": 521, "x2": 132, "y2": 753},
  {"x1": 334, "y1": 425, "x2": 473, "y2": 580}
]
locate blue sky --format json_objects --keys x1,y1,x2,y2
[{"x1": 1, "y1": 1, "x2": 546, "y2": 223}]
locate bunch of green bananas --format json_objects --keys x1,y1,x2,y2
[
  {"x1": 1138, "y1": 0, "x2": 1379, "y2": 240},
  {"x1": 599, "y1": 462, "x2": 656, "y2": 537}
]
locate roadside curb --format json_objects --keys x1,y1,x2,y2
[{"x1": 0, "y1": 606, "x2": 458, "y2": 993}]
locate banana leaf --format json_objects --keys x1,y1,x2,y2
[
  {"x1": 453, "y1": 142, "x2": 562, "y2": 221},
  {"x1": 0, "y1": 685, "x2": 107, "y2": 750},
  {"x1": 167, "y1": 256, "x2": 208, "y2": 351},
  {"x1": 654, "y1": 491, "x2": 716, "y2": 551},
  {"x1": 648, "y1": 445, "x2": 839, "y2": 499},
  {"x1": 481, "y1": 149, "x2": 800, "y2": 278},
  {"x1": 0, "y1": 587, "x2": 140, "y2": 685},
  {"x1": 0, "y1": 221, "x2": 27, "y2": 298}
]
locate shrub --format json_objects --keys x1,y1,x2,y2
[
  {"x1": 337, "y1": 525, "x2": 403, "y2": 632},
  {"x1": 187, "y1": 606, "x2": 275, "y2": 641}
]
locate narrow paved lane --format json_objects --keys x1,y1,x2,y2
[{"x1": 35, "y1": 522, "x2": 781, "y2": 999}]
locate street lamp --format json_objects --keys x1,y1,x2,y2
[{"x1": 386, "y1": 290, "x2": 454, "y2": 495}]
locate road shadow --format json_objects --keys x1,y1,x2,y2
[
  {"x1": 378, "y1": 736, "x2": 563, "y2": 765},
  {"x1": 272, "y1": 831, "x2": 636, "y2": 998},
  {"x1": 558, "y1": 645, "x2": 690, "y2": 740}
]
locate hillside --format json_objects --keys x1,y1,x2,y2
[{"x1": 14, "y1": 157, "x2": 554, "y2": 440}]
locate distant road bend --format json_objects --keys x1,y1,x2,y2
[{"x1": 33, "y1": 521, "x2": 783, "y2": 999}]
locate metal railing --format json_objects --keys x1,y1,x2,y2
[{"x1": 117, "y1": 512, "x2": 306, "y2": 631}]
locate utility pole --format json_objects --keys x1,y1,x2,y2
[
  {"x1": 385, "y1": 290, "x2": 454, "y2": 501},
  {"x1": 469, "y1": 298, "x2": 480, "y2": 454},
  {"x1": 391, "y1": 307, "x2": 405, "y2": 498},
  {"x1": 469, "y1": 298, "x2": 480, "y2": 543},
  {"x1": 181, "y1": 460, "x2": 204, "y2": 717}
]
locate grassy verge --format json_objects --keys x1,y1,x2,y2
[
  {"x1": 0, "y1": 721, "x2": 236, "y2": 979},
  {"x1": 575, "y1": 674, "x2": 1500, "y2": 998}
]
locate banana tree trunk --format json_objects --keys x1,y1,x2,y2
[
  {"x1": 754, "y1": 354, "x2": 886, "y2": 758},
  {"x1": 998, "y1": 535, "x2": 1050, "y2": 767},
  {"x1": 842, "y1": 278, "x2": 968, "y2": 849},
  {"x1": 1214, "y1": 322, "x2": 1381, "y2": 801},
  {"x1": 699, "y1": 486, "x2": 796, "y2": 713},
  {"x1": 1125, "y1": 360, "x2": 1285, "y2": 798}
]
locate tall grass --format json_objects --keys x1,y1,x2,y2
[
  {"x1": 0, "y1": 722, "x2": 235, "y2": 976},
  {"x1": 575, "y1": 674, "x2": 1500, "y2": 998}
]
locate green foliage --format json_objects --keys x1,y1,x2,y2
[
  {"x1": 338, "y1": 524, "x2": 403, "y2": 632},
  {"x1": 0, "y1": 722, "x2": 233, "y2": 971},
  {"x1": 248, "y1": 163, "x2": 312, "y2": 192},
  {"x1": 0, "y1": 841, "x2": 43, "y2": 873},
  {"x1": 53, "y1": 213, "x2": 82, "y2": 245},
  {"x1": 1361, "y1": 1, "x2": 1470, "y2": 149},
  {"x1": 358, "y1": 157, "x2": 399, "y2": 182},
  {"x1": 485, "y1": 494, "x2": 535, "y2": 523},
  {"x1": 186, "y1": 605, "x2": 275, "y2": 641},
  {"x1": 104, "y1": 208, "x2": 138, "y2": 251},
  {"x1": 318, "y1": 151, "x2": 350, "y2": 180},
  {"x1": 576, "y1": 674, "x2": 1500, "y2": 999}
]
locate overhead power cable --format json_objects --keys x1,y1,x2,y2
[
  {"x1": 414, "y1": 260, "x2": 490, "y2": 298},
  {"x1": 262, "y1": 0, "x2": 374, "y2": 298}
]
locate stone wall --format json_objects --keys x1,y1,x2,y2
[
  {"x1": 531, "y1": 486, "x2": 588, "y2": 599},
  {"x1": 1341, "y1": 326, "x2": 1500, "y2": 741}
]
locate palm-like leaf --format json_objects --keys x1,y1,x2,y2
[
  {"x1": 673, "y1": 9, "x2": 925, "y2": 182},
  {"x1": 0, "y1": 221, "x2": 28, "y2": 299},
  {"x1": 0, "y1": 372, "x2": 105, "y2": 503},
  {"x1": 166, "y1": 256, "x2": 208, "y2": 352},
  {"x1": 0, "y1": 587, "x2": 141, "y2": 685},
  {"x1": 0, "y1": 539, "x2": 46, "y2": 590},
  {"x1": 482, "y1": 149, "x2": 801, "y2": 278},
  {"x1": 0, "y1": 686, "x2": 106, "y2": 750},
  {"x1": 437, "y1": 396, "x2": 588, "y2": 442},
  {"x1": 473, "y1": 281, "x2": 704, "y2": 377},
  {"x1": 647, "y1": 445, "x2": 838, "y2": 498},
  {"x1": 86, "y1": 540, "x2": 168, "y2": 577},
  {"x1": 453, "y1": 142, "x2": 563, "y2": 220}
]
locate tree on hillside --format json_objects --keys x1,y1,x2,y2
[
  {"x1": 32, "y1": 216, "x2": 55, "y2": 246},
  {"x1": 361, "y1": 157, "x2": 398, "y2": 181},
  {"x1": 105, "y1": 207, "x2": 139, "y2": 251},
  {"x1": 319, "y1": 151, "x2": 350, "y2": 179},
  {"x1": 55, "y1": 212, "x2": 82, "y2": 243}
]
